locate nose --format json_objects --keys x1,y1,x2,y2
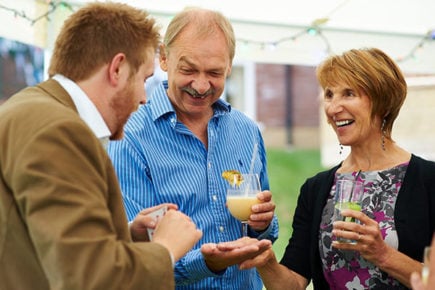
[
  {"x1": 191, "y1": 74, "x2": 211, "y2": 95},
  {"x1": 325, "y1": 96, "x2": 343, "y2": 116}
]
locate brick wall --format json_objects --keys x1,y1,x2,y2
[
  {"x1": 256, "y1": 63, "x2": 320, "y2": 148},
  {"x1": 256, "y1": 63, "x2": 287, "y2": 127}
]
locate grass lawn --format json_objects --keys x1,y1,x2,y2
[{"x1": 266, "y1": 148, "x2": 326, "y2": 259}]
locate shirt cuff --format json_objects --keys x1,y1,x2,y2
[
  {"x1": 169, "y1": 252, "x2": 175, "y2": 267},
  {"x1": 181, "y1": 249, "x2": 226, "y2": 280},
  {"x1": 248, "y1": 224, "x2": 272, "y2": 239}
]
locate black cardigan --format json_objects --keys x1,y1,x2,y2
[{"x1": 280, "y1": 154, "x2": 435, "y2": 289}]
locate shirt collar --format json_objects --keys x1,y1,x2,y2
[
  {"x1": 149, "y1": 80, "x2": 232, "y2": 122},
  {"x1": 52, "y1": 74, "x2": 111, "y2": 142}
]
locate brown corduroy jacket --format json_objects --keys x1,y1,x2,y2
[{"x1": 0, "y1": 79, "x2": 174, "y2": 290}]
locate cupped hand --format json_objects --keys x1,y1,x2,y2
[
  {"x1": 201, "y1": 237, "x2": 272, "y2": 273},
  {"x1": 238, "y1": 246, "x2": 277, "y2": 270},
  {"x1": 249, "y1": 190, "x2": 276, "y2": 232}
]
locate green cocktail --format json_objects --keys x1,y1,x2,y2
[
  {"x1": 335, "y1": 201, "x2": 361, "y2": 221},
  {"x1": 333, "y1": 179, "x2": 364, "y2": 244},
  {"x1": 334, "y1": 201, "x2": 362, "y2": 243}
]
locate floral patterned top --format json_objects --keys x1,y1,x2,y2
[{"x1": 319, "y1": 163, "x2": 409, "y2": 289}]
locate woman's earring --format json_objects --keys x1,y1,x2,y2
[
  {"x1": 339, "y1": 144, "x2": 343, "y2": 155},
  {"x1": 381, "y1": 118, "x2": 386, "y2": 151}
]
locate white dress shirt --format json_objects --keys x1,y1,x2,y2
[{"x1": 52, "y1": 74, "x2": 111, "y2": 148}]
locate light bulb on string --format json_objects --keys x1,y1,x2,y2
[
  {"x1": 307, "y1": 27, "x2": 318, "y2": 36},
  {"x1": 238, "y1": 41, "x2": 249, "y2": 53},
  {"x1": 307, "y1": 17, "x2": 328, "y2": 37},
  {"x1": 265, "y1": 42, "x2": 277, "y2": 51}
]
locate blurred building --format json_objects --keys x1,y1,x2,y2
[
  {"x1": 0, "y1": 37, "x2": 44, "y2": 104},
  {"x1": 227, "y1": 62, "x2": 320, "y2": 149},
  {"x1": 226, "y1": 62, "x2": 435, "y2": 167},
  {"x1": 2, "y1": 0, "x2": 435, "y2": 163}
]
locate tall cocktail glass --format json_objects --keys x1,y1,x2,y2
[
  {"x1": 333, "y1": 179, "x2": 364, "y2": 244},
  {"x1": 226, "y1": 173, "x2": 261, "y2": 237}
]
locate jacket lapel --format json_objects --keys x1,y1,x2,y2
[{"x1": 37, "y1": 78, "x2": 78, "y2": 113}]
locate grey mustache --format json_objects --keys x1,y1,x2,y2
[{"x1": 182, "y1": 87, "x2": 215, "y2": 98}]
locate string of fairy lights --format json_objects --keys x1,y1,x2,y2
[
  {"x1": 0, "y1": 0, "x2": 434, "y2": 63},
  {"x1": 237, "y1": 20, "x2": 333, "y2": 55},
  {"x1": 237, "y1": 17, "x2": 435, "y2": 64},
  {"x1": 0, "y1": 1, "x2": 75, "y2": 25}
]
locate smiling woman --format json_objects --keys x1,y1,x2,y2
[{"x1": 240, "y1": 48, "x2": 435, "y2": 290}]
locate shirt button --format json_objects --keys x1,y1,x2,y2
[
  {"x1": 208, "y1": 162, "x2": 212, "y2": 169},
  {"x1": 212, "y1": 195, "x2": 217, "y2": 201},
  {"x1": 219, "y1": 226, "x2": 224, "y2": 232}
]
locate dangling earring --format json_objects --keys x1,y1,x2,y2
[
  {"x1": 339, "y1": 144, "x2": 343, "y2": 155},
  {"x1": 381, "y1": 118, "x2": 386, "y2": 151}
]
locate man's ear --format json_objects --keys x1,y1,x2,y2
[
  {"x1": 227, "y1": 65, "x2": 232, "y2": 77},
  {"x1": 108, "y1": 53, "x2": 127, "y2": 85},
  {"x1": 159, "y1": 44, "x2": 168, "y2": 72}
]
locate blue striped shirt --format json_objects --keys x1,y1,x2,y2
[{"x1": 108, "y1": 81, "x2": 279, "y2": 290}]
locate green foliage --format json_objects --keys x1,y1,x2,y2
[{"x1": 266, "y1": 148, "x2": 325, "y2": 259}]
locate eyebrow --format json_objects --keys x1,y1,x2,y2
[
  {"x1": 179, "y1": 56, "x2": 196, "y2": 68},
  {"x1": 178, "y1": 56, "x2": 226, "y2": 73}
]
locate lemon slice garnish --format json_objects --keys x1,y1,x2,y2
[{"x1": 222, "y1": 170, "x2": 243, "y2": 186}]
